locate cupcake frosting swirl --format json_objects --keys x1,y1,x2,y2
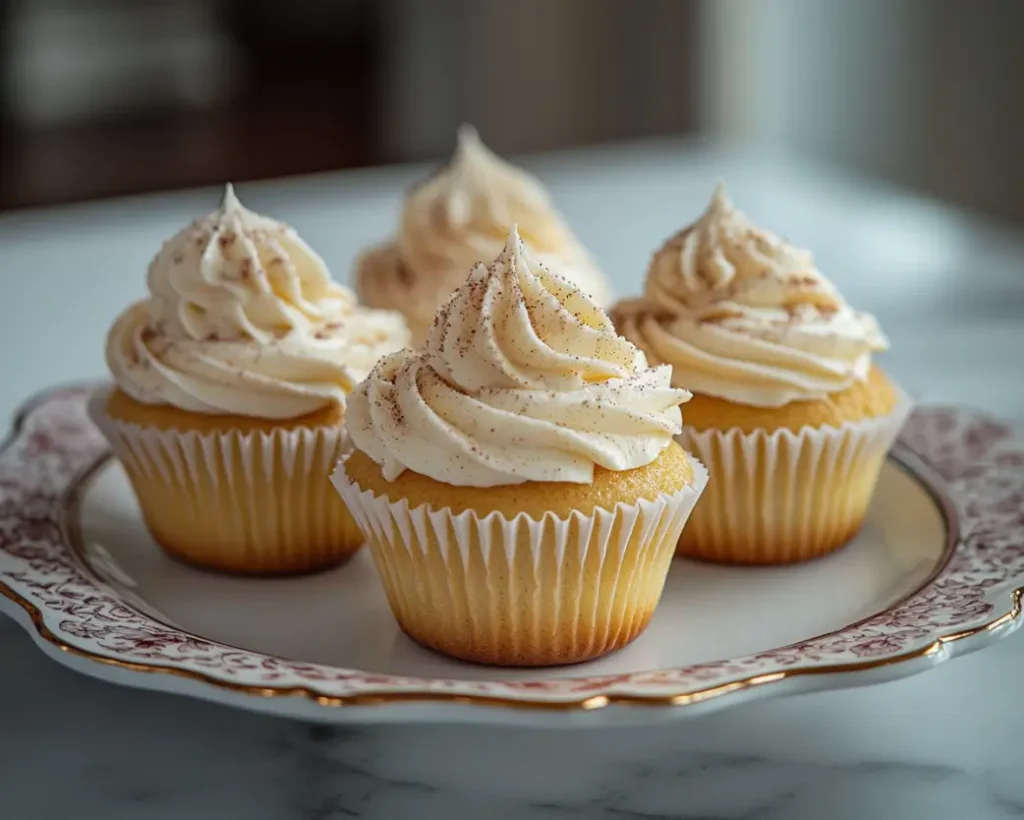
[
  {"x1": 107, "y1": 184, "x2": 409, "y2": 419},
  {"x1": 357, "y1": 126, "x2": 611, "y2": 336},
  {"x1": 614, "y1": 184, "x2": 888, "y2": 408},
  {"x1": 347, "y1": 227, "x2": 689, "y2": 487}
]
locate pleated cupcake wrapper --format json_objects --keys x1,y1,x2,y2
[
  {"x1": 88, "y1": 390, "x2": 362, "y2": 574},
  {"x1": 331, "y1": 455, "x2": 708, "y2": 666},
  {"x1": 676, "y1": 393, "x2": 913, "y2": 564}
]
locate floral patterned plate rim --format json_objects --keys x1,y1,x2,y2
[{"x1": 0, "y1": 383, "x2": 1021, "y2": 727}]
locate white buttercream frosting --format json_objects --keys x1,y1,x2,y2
[
  {"x1": 614, "y1": 184, "x2": 888, "y2": 408},
  {"x1": 107, "y1": 184, "x2": 409, "y2": 419},
  {"x1": 356, "y1": 126, "x2": 612, "y2": 343},
  {"x1": 347, "y1": 226, "x2": 688, "y2": 487}
]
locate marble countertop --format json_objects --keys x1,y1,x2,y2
[{"x1": 2, "y1": 138, "x2": 1024, "y2": 819}]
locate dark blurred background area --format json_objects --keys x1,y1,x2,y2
[
  {"x1": 0, "y1": 0, "x2": 698, "y2": 210},
  {"x1": 0, "y1": 0, "x2": 1022, "y2": 225}
]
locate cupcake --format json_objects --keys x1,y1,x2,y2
[
  {"x1": 333, "y1": 226, "x2": 707, "y2": 667},
  {"x1": 91, "y1": 184, "x2": 410, "y2": 574},
  {"x1": 356, "y1": 125, "x2": 612, "y2": 345},
  {"x1": 612, "y1": 184, "x2": 910, "y2": 565}
]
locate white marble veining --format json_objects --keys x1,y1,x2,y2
[
  {"x1": 4, "y1": 618, "x2": 1024, "y2": 819},
  {"x1": 2, "y1": 138, "x2": 1024, "y2": 818}
]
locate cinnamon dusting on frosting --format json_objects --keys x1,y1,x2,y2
[
  {"x1": 106, "y1": 183, "x2": 410, "y2": 419},
  {"x1": 612, "y1": 183, "x2": 888, "y2": 408},
  {"x1": 355, "y1": 125, "x2": 612, "y2": 345},
  {"x1": 346, "y1": 226, "x2": 688, "y2": 487}
]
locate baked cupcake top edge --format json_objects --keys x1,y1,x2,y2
[
  {"x1": 613, "y1": 183, "x2": 889, "y2": 409},
  {"x1": 346, "y1": 225, "x2": 690, "y2": 488},
  {"x1": 106, "y1": 184, "x2": 410, "y2": 420}
]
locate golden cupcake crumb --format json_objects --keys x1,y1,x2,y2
[
  {"x1": 105, "y1": 388, "x2": 344, "y2": 433},
  {"x1": 682, "y1": 365, "x2": 899, "y2": 434},
  {"x1": 343, "y1": 441, "x2": 695, "y2": 520}
]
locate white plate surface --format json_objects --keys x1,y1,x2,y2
[{"x1": 76, "y1": 457, "x2": 945, "y2": 683}]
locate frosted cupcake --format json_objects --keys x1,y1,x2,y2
[
  {"x1": 356, "y1": 125, "x2": 612, "y2": 345},
  {"x1": 91, "y1": 184, "x2": 410, "y2": 574},
  {"x1": 333, "y1": 226, "x2": 707, "y2": 666},
  {"x1": 612, "y1": 184, "x2": 910, "y2": 565}
]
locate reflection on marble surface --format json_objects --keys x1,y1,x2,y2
[{"x1": 4, "y1": 618, "x2": 1024, "y2": 819}]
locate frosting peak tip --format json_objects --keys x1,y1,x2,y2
[
  {"x1": 456, "y1": 122, "x2": 479, "y2": 142},
  {"x1": 709, "y1": 180, "x2": 732, "y2": 211},
  {"x1": 220, "y1": 182, "x2": 242, "y2": 212},
  {"x1": 454, "y1": 123, "x2": 483, "y2": 158}
]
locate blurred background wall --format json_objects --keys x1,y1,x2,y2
[
  {"x1": 0, "y1": 0, "x2": 1020, "y2": 224},
  {"x1": 703, "y1": 0, "x2": 1024, "y2": 226}
]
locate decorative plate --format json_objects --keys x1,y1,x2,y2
[{"x1": 0, "y1": 385, "x2": 1021, "y2": 727}]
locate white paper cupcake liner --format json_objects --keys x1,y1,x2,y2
[
  {"x1": 676, "y1": 393, "x2": 913, "y2": 564},
  {"x1": 88, "y1": 389, "x2": 361, "y2": 574},
  {"x1": 331, "y1": 453, "x2": 708, "y2": 666}
]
